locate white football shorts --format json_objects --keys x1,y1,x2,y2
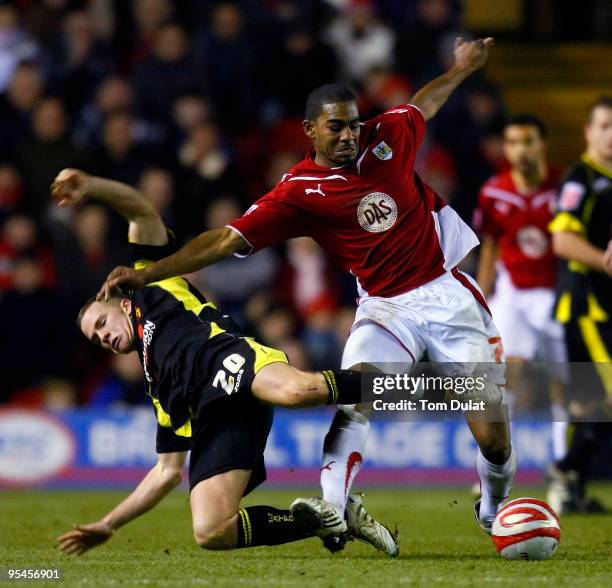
[
  {"x1": 488, "y1": 267, "x2": 566, "y2": 363},
  {"x1": 342, "y1": 269, "x2": 503, "y2": 377}
]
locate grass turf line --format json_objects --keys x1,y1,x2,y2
[{"x1": 1, "y1": 485, "x2": 610, "y2": 587}]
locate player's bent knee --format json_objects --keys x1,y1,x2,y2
[{"x1": 193, "y1": 520, "x2": 234, "y2": 550}]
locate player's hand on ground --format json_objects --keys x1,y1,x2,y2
[
  {"x1": 57, "y1": 521, "x2": 114, "y2": 556},
  {"x1": 454, "y1": 37, "x2": 494, "y2": 72},
  {"x1": 51, "y1": 168, "x2": 91, "y2": 207},
  {"x1": 97, "y1": 266, "x2": 147, "y2": 300}
]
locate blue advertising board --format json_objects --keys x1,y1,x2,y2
[{"x1": 0, "y1": 407, "x2": 556, "y2": 488}]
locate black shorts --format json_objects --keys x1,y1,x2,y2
[
  {"x1": 564, "y1": 317, "x2": 612, "y2": 402},
  {"x1": 188, "y1": 395, "x2": 274, "y2": 495},
  {"x1": 187, "y1": 334, "x2": 286, "y2": 493},
  {"x1": 191, "y1": 333, "x2": 288, "y2": 413}
]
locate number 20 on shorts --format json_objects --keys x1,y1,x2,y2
[{"x1": 212, "y1": 353, "x2": 246, "y2": 395}]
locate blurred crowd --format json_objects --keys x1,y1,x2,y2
[{"x1": 0, "y1": 0, "x2": 512, "y2": 409}]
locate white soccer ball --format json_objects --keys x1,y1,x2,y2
[{"x1": 491, "y1": 498, "x2": 561, "y2": 560}]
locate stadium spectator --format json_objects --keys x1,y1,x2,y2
[
  {"x1": 360, "y1": 67, "x2": 413, "y2": 118},
  {"x1": 43, "y1": 9, "x2": 115, "y2": 112},
  {"x1": 178, "y1": 121, "x2": 245, "y2": 234},
  {"x1": 432, "y1": 77, "x2": 507, "y2": 221},
  {"x1": 0, "y1": 3, "x2": 39, "y2": 92},
  {"x1": 42, "y1": 378, "x2": 78, "y2": 411},
  {"x1": 169, "y1": 94, "x2": 212, "y2": 150},
  {"x1": 90, "y1": 352, "x2": 146, "y2": 407},
  {"x1": 324, "y1": 0, "x2": 396, "y2": 86},
  {"x1": 188, "y1": 197, "x2": 278, "y2": 317},
  {"x1": 414, "y1": 134, "x2": 458, "y2": 203},
  {"x1": 0, "y1": 213, "x2": 56, "y2": 291},
  {"x1": 0, "y1": 164, "x2": 25, "y2": 222},
  {"x1": 265, "y1": 25, "x2": 339, "y2": 118},
  {"x1": 125, "y1": 0, "x2": 174, "y2": 67},
  {"x1": 16, "y1": 96, "x2": 92, "y2": 214},
  {"x1": 0, "y1": 62, "x2": 44, "y2": 160},
  {"x1": 192, "y1": 2, "x2": 257, "y2": 129},
  {"x1": 71, "y1": 203, "x2": 127, "y2": 298},
  {"x1": 0, "y1": 256, "x2": 69, "y2": 401},
  {"x1": 73, "y1": 76, "x2": 135, "y2": 147},
  {"x1": 131, "y1": 23, "x2": 196, "y2": 126},
  {"x1": 95, "y1": 110, "x2": 151, "y2": 186},
  {"x1": 138, "y1": 167, "x2": 177, "y2": 229},
  {"x1": 278, "y1": 237, "x2": 340, "y2": 321},
  {"x1": 394, "y1": 0, "x2": 459, "y2": 81}
]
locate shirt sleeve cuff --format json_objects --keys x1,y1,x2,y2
[
  {"x1": 408, "y1": 103, "x2": 426, "y2": 122},
  {"x1": 226, "y1": 224, "x2": 255, "y2": 258}
]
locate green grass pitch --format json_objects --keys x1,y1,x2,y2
[{"x1": 2, "y1": 485, "x2": 611, "y2": 587}]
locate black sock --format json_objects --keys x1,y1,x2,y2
[
  {"x1": 235, "y1": 506, "x2": 312, "y2": 548},
  {"x1": 557, "y1": 421, "x2": 609, "y2": 475},
  {"x1": 323, "y1": 369, "x2": 374, "y2": 405}
]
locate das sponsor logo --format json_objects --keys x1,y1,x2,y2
[
  {"x1": 357, "y1": 192, "x2": 398, "y2": 233},
  {"x1": 0, "y1": 409, "x2": 75, "y2": 485}
]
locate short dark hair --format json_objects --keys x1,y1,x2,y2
[
  {"x1": 504, "y1": 114, "x2": 547, "y2": 138},
  {"x1": 304, "y1": 84, "x2": 357, "y2": 121},
  {"x1": 587, "y1": 96, "x2": 612, "y2": 121},
  {"x1": 76, "y1": 297, "x2": 97, "y2": 329},
  {"x1": 76, "y1": 294, "x2": 123, "y2": 330}
]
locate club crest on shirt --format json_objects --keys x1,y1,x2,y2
[
  {"x1": 372, "y1": 141, "x2": 393, "y2": 160},
  {"x1": 357, "y1": 192, "x2": 398, "y2": 233},
  {"x1": 516, "y1": 225, "x2": 549, "y2": 259}
]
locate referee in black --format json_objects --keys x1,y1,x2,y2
[{"x1": 547, "y1": 97, "x2": 612, "y2": 514}]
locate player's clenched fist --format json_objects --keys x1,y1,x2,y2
[
  {"x1": 51, "y1": 168, "x2": 91, "y2": 206},
  {"x1": 57, "y1": 521, "x2": 114, "y2": 556},
  {"x1": 453, "y1": 36, "x2": 494, "y2": 72}
]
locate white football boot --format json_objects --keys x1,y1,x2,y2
[
  {"x1": 473, "y1": 498, "x2": 494, "y2": 534},
  {"x1": 346, "y1": 494, "x2": 399, "y2": 557},
  {"x1": 290, "y1": 497, "x2": 348, "y2": 552},
  {"x1": 546, "y1": 464, "x2": 577, "y2": 515}
]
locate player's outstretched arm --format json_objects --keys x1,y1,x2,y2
[
  {"x1": 552, "y1": 231, "x2": 610, "y2": 275},
  {"x1": 98, "y1": 226, "x2": 247, "y2": 299},
  {"x1": 51, "y1": 168, "x2": 167, "y2": 246},
  {"x1": 57, "y1": 451, "x2": 186, "y2": 556},
  {"x1": 410, "y1": 37, "x2": 494, "y2": 121},
  {"x1": 476, "y1": 237, "x2": 499, "y2": 298}
]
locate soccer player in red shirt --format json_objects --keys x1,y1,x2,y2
[
  {"x1": 474, "y1": 115, "x2": 568, "y2": 461},
  {"x1": 101, "y1": 37, "x2": 516, "y2": 553}
]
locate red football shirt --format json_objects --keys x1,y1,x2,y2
[
  {"x1": 229, "y1": 105, "x2": 478, "y2": 298},
  {"x1": 473, "y1": 169, "x2": 560, "y2": 289}
]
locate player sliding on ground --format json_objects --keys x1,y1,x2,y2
[
  {"x1": 99, "y1": 37, "x2": 515, "y2": 553},
  {"x1": 53, "y1": 170, "x2": 398, "y2": 557}
]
